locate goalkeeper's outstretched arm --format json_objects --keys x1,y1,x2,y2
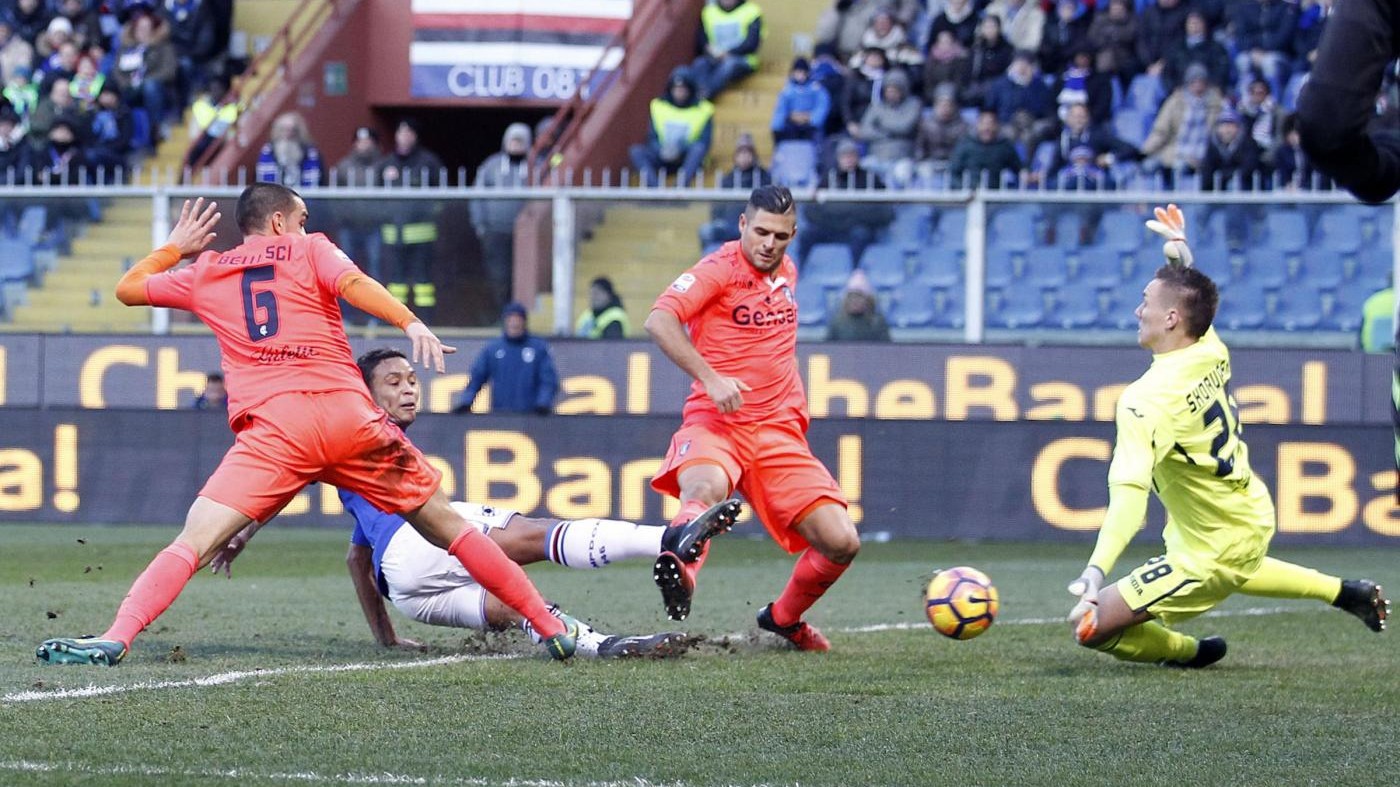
[{"x1": 1145, "y1": 203, "x2": 1193, "y2": 268}]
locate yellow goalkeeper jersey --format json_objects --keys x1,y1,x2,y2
[{"x1": 1107, "y1": 327, "x2": 1275, "y2": 572}]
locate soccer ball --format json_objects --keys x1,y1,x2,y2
[{"x1": 924, "y1": 566, "x2": 1000, "y2": 640}]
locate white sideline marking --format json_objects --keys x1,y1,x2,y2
[
  {"x1": 0, "y1": 760, "x2": 692, "y2": 786},
  {"x1": 6, "y1": 606, "x2": 1301, "y2": 705}
]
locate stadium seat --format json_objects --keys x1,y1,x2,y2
[
  {"x1": 1241, "y1": 247, "x2": 1290, "y2": 289},
  {"x1": 1024, "y1": 247, "x2": 1068, "y2": 288},
  {"x1": 1047, "y1": 284, "x2": 1101, "y2": 328},
  {"x1": 1264, "y1": 210, "x2": 1309, "y2": 253},
  {"x1": 912, "y1": 246, "x2": 962, "y2": 288},
  {"x1": 859, "y1": 243, "x2": 908, "y2": 290},
  {"x1": 1316, "y1": 207, "x2": 1364, "y2": 254},
  {"x1": 890, "y1": 283, "x2": 937, "y2": 327},
  {"x1": 796, "y1": 277, "x2": 828, "y2": 326},
  {"x1": 986, "y1": 286, "x2": 1045, "y2": 329},
  {"x1": 1296, "y1": 254, "x2": 1344, "y2": 289},
  {"x1": 1094, "y1": 210, "x2": 1144, "y2": 253},
  {"x1": 0, "y1": 237, "x2": 35, "y2": 283},
  {"x1": 930, "y1": 285, "x2": 966, "y2": 329},
  {"x1": 936, "y1": 208, "x2": 967, "y2": 247},
  {"x1": 985, "y1": 247, "x2": 1019, "y2": 288},
  {"x1": 1112, "y1": 108, "x2": 1148, "y2": 149},
  {"x1": 1101, "y1": 281, "x2": 1144, "y2": 329},
  {"x1": 1265, "y1": 283, "x2": 1324, "y2": 330},
  {"x1": 803, "y1": 243, "x2": 855, "y2": 287},
  {"x1": 989, "y1": 206, "x2": 1038, "y2": 252},
  {"x1": 1127, "y1": 72, "x2": 1164, "y2": 110},
  {"x1": 1030, "y1": 141, "x2": 1057, "y2": 179},
  {"x1": 1052, "y1": 211, "x2": 1084, "y2": 249},
  {"x1": 772, "y1": 140, "x2": 818, "y2": 188},
  {"x1": 1076, "y1": 247, "x2": 1126, "y2": 288},
  {"x1": 1353, "y1": 244, "x2": 1394, "y2": 290},
  {"x1": 1192, "y1": 244, "x2": 1234, "y2": 286},
  {"x1": 1325, "y1": 280, "x2": 1377, "y2": 332},
  {"x1": 1215, "y1": 282, "x2": 1268, "y2": 330},
  {"x1": 886, "y1": 204, "x2": 935, "y2": 245}
]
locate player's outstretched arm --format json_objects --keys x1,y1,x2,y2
[
  {"x1": 644, "y1": 308, "x2": 751, "y2": 414},
  {"x1": 115, "y1": 198, "x2": 222, "y2": 305},
  {"x1": 1145, "y1": 203, "x2": 1193, "y2": 268},
  {"x1": 347, "y1": 543, "x2": 423, "y2": 650},
  {"x1": 337, "y1": 273, "x2": 457, "y2": 372}
]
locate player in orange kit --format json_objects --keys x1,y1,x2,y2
[
  {"x1": 645, "y1": 184, "x2": 860, "y2": 651},
  {"x1": 36, "y1": 183, "x2": 576, "y2": 665}
]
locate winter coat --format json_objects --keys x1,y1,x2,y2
[
  {"x1": 455, "y1": 334, "x2": 560, "y2": 414},
  {"x1": 1141, "y1": 87, "x2": 1224, "y2": 168},
  {"x1": 858, "y1": 71, "x2": 920, "y2": 162}
]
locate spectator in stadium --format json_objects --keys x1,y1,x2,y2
[
  {"x1": 1056, "y1": 144, "x2": 1115, "y2": 191},
  {"x1": 985, "y1": 0, "x2": 1045, "y2": 56},
  {"x1": 36, "y1": 39, "x2": 79, "y2": 95},
  {"x1": 192, "y1": 371, "x2": 227, "y2": 410},
  {"x1": 470, "y1": 122, "x2": 531, "y2": 309},
  {"x1": 35, "y1": 17, "x2": 75, "y2": 74},
  {"x1": 28, "y1": 76, "x2": 85, "y2": 147},
  {"x1": 826, "y1": 269, "x2": 890, "y2": 342},
  {"x1": 575, "y1": 276, "x2": 631, "y2": 339},
  {"x1": 839, "y1": 46, "x2": 888, "y2": 140},
  {"x1": 113, "y1": 9, "x2": 178, "y2": 148},
  {"x1": 453, "y1": 301, "x2": 559, "y2": 416},
  {"x1": 184, "y1": 76, "x2": 236, "y2": 168},
  {"x1": 700, "y1": 133, "x2": 771, "y2": 248},
  {"x1": 85, "y1": 83, "x2": 134, "y2": 181},
  {"x1": 1140, "y1": 64, "x2": 1223, "y2": 188},
  {"x1": 0, "y1": 110, "x2": 33, "y2": 183},
  {"x1": 1086, "y1": 0, "x2": 1140, "y2": 86},
  {"x1": 1137, "y1": 0, "x2": 1190, "y2": 82},
  {"x1": 855, "y1": 7, "x2": 922, "y2": 72},
  {"x1": 379, "y1": 118, "x2": 445, "y2": 312},
  {"x1": 771, "y1": 57, "x2": 830, "y2": 144},
  {"x1": 329, "y1": 126, "x2": 384, "y2": 299},
  {"x1": 54, "y1": 0, "x2": 104, "y2": 50},
  {"x1": 1038, "y1": 102, "x2": 1137, "y2": 188},
  {"x1": 1230, "y1": 0, "x2": 1297, "y2": 95},
  {"x1": 815, "y1": 0, "x2": 922, "y2": 61},
  {"x1": 1038, "y1": 0, "x2": 1091, "y2": 76},
  {"x1": 256, "y1": 111, "x2": 322, "y2": 188},
  {"x1": 798, "y1": 138, "x2": 891, "y2": 262},
  {"x1": 37, "y1": 117, "x2": 86, "y2": 184},
  {"x1": 1272, "y1": 114, "x2": 1330, "y2": 190},
  {"x1": 809, "y1": 44, "x2": 848, "y2": 137},
  {"x1": 1199, "y1": 109, "x2": 1263, "y2": 190},
  {"x1": 1291, "y1": 0, "x2": 1329, "y2": 76},
  {"x1": 1054, "y1": 49, "x2": 1114, "y2": 127},
  {"x1": 904, "y1": 83, "x2": 968, "y2": 187},
  {"x1": 4, "y1": 66, "x2": 39, "y2": 121},
  {"x1": 690, "y1": 0, "x2": 763, "y2": 100},
  {"x1": 964, "y1": 14, "x2": 1015, "y2": 106},
  {"x1": 629, "y1": 66, "x2": 713, "y2": 187},
  {"x1": 986, "y1": 50, "x2": 1055, "y2": 153},
  {"x1": 1163, "y1": 11, "x2": 1231, "y2": 94},
  {"x1": 1360, "y1": 286, "x2": 1396, "y2": 352},
  {"x1": 949, "y1": 109, "x2": 1023, "y2": 189},
  {"x1": 162, "y1": 0, "x2": 233, "y2": 107},
  {"x1": 856, "y1": 67, "x2": 919, "y2": 180},
  {"x1": 922, "y1": 31, "x2": 970, "y2": 104},
  {"x1": 0, "y1": 22, "x2": 35, "y2": 87},
  {"x1": 68, "y1": 53, "x2": 105, "y2": 109},
  {"x1": 926, "y1": 0, "x2": 979, "y2": 50},
  {"x1": 10, "y1": 0, "x2": 52, "y2": 46},
  {"x1": 1238, "y1": 77, "x2": 1284, "y2": 165}
]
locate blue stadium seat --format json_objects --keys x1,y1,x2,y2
[
  {"x1": 1024, "y1": 247, "x2": 1068, "y2": 288},
  {"x1": 0, "y1": 237, "x2": 35, "y2": 283},
  {"x1": 1030, "y1": 140, "x2": 1057, "y2": 178},
  {"x1": 1353, "y1": 244, "x2": 1394, "y2": 290},
  {"x1": 1316, "y1": 207, "x2": 1364, "y2": 254},
  {"x1": 1296, "y1": 254, "x2": 1344, "y2": 289},
  {"x1": 936, "y1": 208, "x2": 967, "y2": 247},
  {"x1": 772, "y1": 140, "x2": 818, "y2": 188},
  {"x1": 1264, "y1": 210, "x2": 1309, "y2": 253},
  {"x1": 989, "y1": 206, "x2": 1038, "y2": 252},
  {"x1": 1094, "y1": 210, "x2": 1144, "y2": 253},
  {"x1": 1215, "y1": 282, "x2": 1268, "y2": 330},
  {"x1": 1127, "y1": 73, "x2": 1164, "y2": 110},
  {"x1": 1326, "y1": 280, "x2": 1377, "y2": 332},
  {"x1": 1047, "y1": 284, "x2": 1101, "y2": 328},
  {"x1": 930, "y1": 286, "x2": 966, "y2": 329},
  {"x1": 859, "y1": 243, "x2": 907, "y2": 290},
  {"x1": 1101, "y1": 281, "x2": 1144, "y2": 329},
  {"x1": 890, "y1": 283, "x2": 937, "y2": 327},
  {"x1": 912, "y1": 246, "x2": 962, "y2": 288},
  {"x1": 985, "y1": 247, "x2": 1019, "y2": 288},
  {"x1": 1076, "y1": 247, "x2": 1125, "y2": 288},
  {"x1": 885, "y1": 204, "x2": 935, "y2": 245},
  {"x1": 1053, "y1": 211, "x2": 1083, "y2": 249},
  {"x1": 1192, "y1": 245, "x2": 1234, "y2": 286},
  {"x1": 796, "y1": 277, "x2": 828, "y2": 326},
  {"x1": 1241, "y1": 247, "x2": 1289, "y2": 289},
  {"x1": 803, "y1": 243, "x2": 854, "y2": 287},
  {"x1": 17, "y1": 205, "x2": 47, "y2": 246},
  {"x1": 986, "y1": 286, "x2": 1045, "y2": 329},
  {"x1": 1265, "y1": 283, "x2": 1324, "y2": 330},
  {"x1": 1112, "y1": 108, "x2": 1148, "y2": 149}
]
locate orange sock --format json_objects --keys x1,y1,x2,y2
[
  {"x1": 448, "y1": 526, "x2": 562, "y2": 639},
  {"x1": 102, "y1": 541, "x2": 199, "y2": 647},
  {"x1": 771, "y1": 550, "x2": 848, "y2": 628}
]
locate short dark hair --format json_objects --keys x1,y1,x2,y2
[
  {"x1": 236, "y1": 182, "x2": 301, "y2": 234},
  {"x1": 1155, "y1": 264, "x2": 1218, "y2": 338},
  {"x1": 356, "y1": 348, "x2": 408, "y2": 388},
  {"x1": 205, "y1": 372, "x2": 224, "y2": 383},
  {"x1": 744, "y1": 185, "x2": 795, "y2": 218}
]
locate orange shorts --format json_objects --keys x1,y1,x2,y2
[
  {"x1": 651, "y1": 416, "x2": 846, "y2": 553},
  {"x1": 201, "y1": 389, "x2": 442, "y2": 523}
]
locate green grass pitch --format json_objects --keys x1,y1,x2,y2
[{"x1": 1, "y1": 524, "x2": 1394, "y2": 786}]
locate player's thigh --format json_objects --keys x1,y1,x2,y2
[
  {"x1": 450, "y1": 502, "x2": 545, "y2": 564},
  {"x1": 390, "y1": 583, "x2": 489, "y2": 630},
  {"x1": 381, "y1": 524, "x2": 484, "y2": 627},
  {"x1": 739, "y1": 424, "x2": 847, "y2": 554},
  {"x1": 319, "y1": 394, "x2": 442, "y2": 517},
  {"x1": 177, "y1": 497, "x2": 256, "y2": 565},
  {"x1": 1082, "y1": 583, "x2": 1153, "y2": 645},
  {"x1": 199, "y1": 414, "x2": 317, "y2": 526},
  {"x1": 1114, "y1": 554, "x2": 1232, "y2": 628},
  {"x1": 651, "y1": 421, "x2": 742, "y2": 501}
]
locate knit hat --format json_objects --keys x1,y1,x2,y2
[
  {"x1": 791, "y1": 57, "x2": 810, "y2": 73},
  {"x1": 1216, "y1": 108, "x2": 1241, "y2": 125},
  {"x1": 1184, "y1": 63, "x2": 1209, "y2": 84},
  {"x1": 836, "y1": 138, "x2": 860, "y2": 157},
  {"x1": 845, "y1": 269, "x2": 875, "y2": 296},
  {"x1": 735, "y1": 132, "x2": 756, "y2": 152},
  {"x1": 502, "y1": 301, "x2": 529, "y2": 320}
]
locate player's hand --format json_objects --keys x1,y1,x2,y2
[
  {"x1": 167, "y1": 197, "x2": 221, "y2": 257},
  {"x1": 392, "y1": 637, "x2": 427, "y2": 652},
  {"x1": 210, "y1": 525, "x2": 255, "y2": 578},
  {"x1": 1066, "y1": 565, "x2": 1105, "y2": 623},
  {"x1": 705, "y1": 375, "x2": 752, "y2": 414},
  {"x1": 1145, "y1": 203, "x2": 1193, "y2": 268},
  {"x1": 405, "y1": 321, "x2": 456, "y2": 373}
]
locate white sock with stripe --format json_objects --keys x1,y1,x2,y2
[{"x1": 545, "y1": 518, "x2": 664, "y2": 568}]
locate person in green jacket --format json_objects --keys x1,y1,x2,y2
[{"x1": 576, "y1": 276, "x2": 631, "y2": 339}]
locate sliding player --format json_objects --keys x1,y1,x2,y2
[{"x1": 1067, "y1": 205, "x2": 1390, "y2": 668}]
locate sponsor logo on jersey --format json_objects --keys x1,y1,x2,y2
[{"x1": 671, "y1": 273, "x2": 697, "y2": 293}]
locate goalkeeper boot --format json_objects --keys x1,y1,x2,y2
[
  {"x1": 1161, "y1": 636, "x2": 1227, "y2": 669},
  {"x1": 596, "y1": 631, "x2": 693, "y2": 659},
  {"x1": 757, "y1": 603, "x2": 831, "y2": 652},
  {"x1": 653, "y1": 552, "x2": 696, "y2": 621},
  {"x1": 36, "y1": 636, "x2": 127, "y2": 666},
  {"x1": 660, "y1": 498, "x2": 741, "y2": 563},
  {"x1": 1334, "y1": 580, "x2": 1389, "y2": 632}
]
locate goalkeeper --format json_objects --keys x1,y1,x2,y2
[{"x1": 1065, "y1": 205, "x2": 1390, "y2": 668}]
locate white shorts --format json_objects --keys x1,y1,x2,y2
[{"x1": 379, "y1": 502, "x2": 518, "y2": 630}]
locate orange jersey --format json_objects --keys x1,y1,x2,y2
[
  {"x1": 145, "y1": 232, "x2": 364, "y2": 426},
  {"x1": 652, "y1": 241, "x2": 806, "y2": 425}
]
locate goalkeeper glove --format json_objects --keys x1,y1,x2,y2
[
  {"x1": 1145, "y1": 203, "x2": 1194, "y2": 268},
  {"x1": 1066, "y1": 565, "x2": 1105, "y2": 624}
]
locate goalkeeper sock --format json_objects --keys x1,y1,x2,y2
[
  {"x1": 545, "y1": 518, "x2": 662, "y2": 568},
  {"x1": 102, "y1": 541, "x2": 200, "y2": 648},
  {"x1": 447, "y1": 527, "x2": 563, "y2": 639},
  {"x1": 1237, "y1": 557, "x2": 1342, "y2": 603},
  {"x1": 1097, "y1": 621, "x2": 1198, "y2": 664},
  {"x1": 770, "y1": 550, "x2": 849, "y2": 628}
]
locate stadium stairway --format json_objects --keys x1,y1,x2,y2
[{"x1": 541, "y1": 0, "x2": 821, "y2": 335}]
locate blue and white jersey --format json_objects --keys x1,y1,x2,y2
[{"x1": 342, "y1": 488, "x2": 409, "y2": 596}]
